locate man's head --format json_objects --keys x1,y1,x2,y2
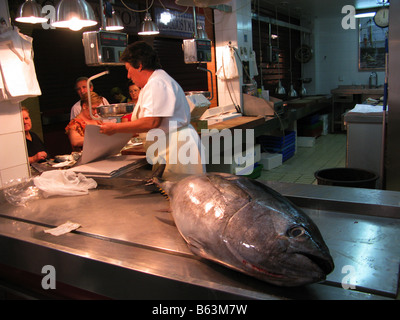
[{"x1": 75, "y1": 77, "x2": 93, "y2": 100}]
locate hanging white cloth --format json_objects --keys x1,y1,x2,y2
[
  {"x1": 249, "y1": 50, "x2": 259, "y2": 77},
  {"x1": 0, "y1": 27, "x2": 42, "y2": 103}
]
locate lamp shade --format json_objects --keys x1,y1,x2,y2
[
  {"x1": 289, "y1": 84, "x2": 298, "y2": 98},
  {"x1": 276, "y1": 80, "x2": 286, "y2": 95},
  {"x1": 138, "y1": 12, "x2": 159, "y2": 35},
  {"x1": 15, "y1": 0, "x2": 48, "y2": 24},
  {"x1": 52, "y1": 0, "x2": 97, "y2": 31},
  {"x1": 196, "y1": 25, "x2": 209, "y2": 40},
  {"x1": 106, "y1": 13, "x2": 124, "y2": 31}
]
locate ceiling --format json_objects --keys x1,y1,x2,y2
[{"x1": 257, "y1": 0, "x2": 389, "y2": 19}]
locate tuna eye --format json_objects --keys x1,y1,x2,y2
[{"x1": 288, "y1": 226, "x2": 305, "y2": 238}]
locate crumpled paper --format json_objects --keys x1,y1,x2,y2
[
  {"x1": 44, "y1": 221, "x2": 81, "y2": 236},
  {"x1": 33, "y1": 170, "x2": 97, "y2": 198}
]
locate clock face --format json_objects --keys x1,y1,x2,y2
[{"x1": 374, "y1": 7, "x2": 389, "y2": 28}]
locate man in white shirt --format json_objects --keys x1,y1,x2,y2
[{"x1": 70, "y1": 77, "x2": 109, "y2": 119}]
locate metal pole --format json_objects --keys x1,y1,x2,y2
[
  {"x1": 379, "y1": 36, "x2": 389, "y2": 189},
  {"x1": 99, "y1": 0, "x2": 106, "y2": 30},
  {"x1": 192, "y1": 7, "x2": 198, "y2": 39}
]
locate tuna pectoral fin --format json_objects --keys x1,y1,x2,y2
[{"x1": 186, "y1": 237, "x2": 213, "y2": 260}]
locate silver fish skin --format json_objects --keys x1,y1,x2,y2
[{"x1": 154, "y1": 172, "x2": 334, "y2": 287}]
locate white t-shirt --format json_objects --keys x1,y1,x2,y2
[{"x1": 136, "y1": 69, "x2": 191, "y2": 133}]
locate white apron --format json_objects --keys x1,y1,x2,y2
[{"x1": 131, "y1": 105, "x2": 205, "y2": 179}]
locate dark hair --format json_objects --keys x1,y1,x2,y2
[
  {"x1": 75, "y1": 76, "x2": 93, "y2": 89},
  {"x1": 120, "y1": 41, "x2": 162, "y2": 70}
]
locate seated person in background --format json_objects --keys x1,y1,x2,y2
[
  {"x1": 65, "y1": 92, "x2": 103, "y2": 152},
  {"x1": 127, "y1": 81, "x2": 140, "y2": 104},
  {"x1": 70, "y1": 77, "x2": 109, "y2": 120},
  {"x1": 22, "y1": 106, "x2": 48, "y2": 164},
  {"x1": 121, "y1": 81, "x2": 141, "y2": 123},
  {"x1": 110, "y1": 86, "x2": 128, "y2": 103}
]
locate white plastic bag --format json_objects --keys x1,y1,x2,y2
[{"x1": 33, "y1": 170, "x2": 97, "y2": 198}]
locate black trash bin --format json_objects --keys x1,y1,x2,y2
[{"x1": 314, "y1": 168, "x2": 378, "y2": 189}]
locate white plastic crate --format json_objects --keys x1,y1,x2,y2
[{"x1": 260, "y1": 152, "x2": 282, "y2": 170}]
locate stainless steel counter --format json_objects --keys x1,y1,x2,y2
[{"x1": 0, "y1": 173, "x2": 399, "y2": 300}]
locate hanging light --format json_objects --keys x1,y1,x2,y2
[
  {"x1": 196, "y1": 24, "x2": 209, "y2": 40},
  {"x1": 160, "y1": 10, "x2": 173, "y2": 25},
  {"x1": 52, "y1": 0, "x2": 97, "y2": 31},
  {"x1": 102, "y1": 0, "x2": 124, "y2": 31},
  {"x1": 106, "y1": 12, "x2": 124, "y2": 31},
  {"x1": 138, "y1": 12, "x2": 159, "y2": 35},
  {"x1": 15, "y1": 0, "x2": 48, "y2": 24},
  {"x1": 276, "y1": 80, "x2": 286, "y2": 95}
]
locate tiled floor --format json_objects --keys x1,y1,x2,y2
[{"x1": 257, "y1": 133, "x2": 347, "y2": 185}]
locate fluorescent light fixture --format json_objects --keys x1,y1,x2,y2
[
  {"x1": 15, "y1": 0, "x2": 48, "y2": 24},
  {"x1": 354, "y1": 7, "x2": 382, "y2": 19},
  {"x1": 52, "y1": 0, "x2": 97, "y2": 31},
  {"x1": 355, "y1": 12, "x2": 376, "y2": 18}
]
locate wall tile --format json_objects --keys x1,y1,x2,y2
[
  {"x1": 0, "y1": 101, "x2": 22, "y2": 134},
  {"x1": 0, "y1": 163, "x2": 30, "y2": 188},
  {"x1": 0, "y1": 131, "x2": 27, "y2": 170}
]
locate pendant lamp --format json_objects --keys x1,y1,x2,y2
[
  {"x1": 138, "y1": 12, "x2": 159, "y2": 35},
  {"x1": 103, "y1": 0, "x2": 124, "y2": 31},
  {"x1": 15, "y1": 0, "x2": 48, "y2": 24},
  {"x1": 106, "y1": 12, "x2": 124, "y2": 31},
  {"x1": 52, "y1": 0, "x2": 97, "y2": 31},
  {"x1": 196, "y1": 24, "x2": 209, "y2": 40}
]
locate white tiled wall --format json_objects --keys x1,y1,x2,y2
[
  {"x1": 0, "y1": 102, "x2": 30, "y2": 189},
  {"x1": 0, "y1": 2, "x2": 30, "y2": 189},
  {"x1": 214, "y1": 0, "x2": 252, "y2": 108}
]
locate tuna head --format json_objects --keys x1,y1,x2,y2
[
  {"x1": 221, "y1": 186, "x2": 334, "y2": 287},
  {"x1": 154, "y1": 173, "x2": 334, "y2": 287}
]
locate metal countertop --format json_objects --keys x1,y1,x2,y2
[{"x1": 0, "y1": 175, "x2": 399, "y2": 300}]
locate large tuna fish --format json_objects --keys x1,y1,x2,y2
[{"x1": 154, "y1": 172, "x2": 334, "y2": 287}]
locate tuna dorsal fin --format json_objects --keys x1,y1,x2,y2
[{"x1": 152, "y1": 163, "x2": 166, "y2": 179}]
